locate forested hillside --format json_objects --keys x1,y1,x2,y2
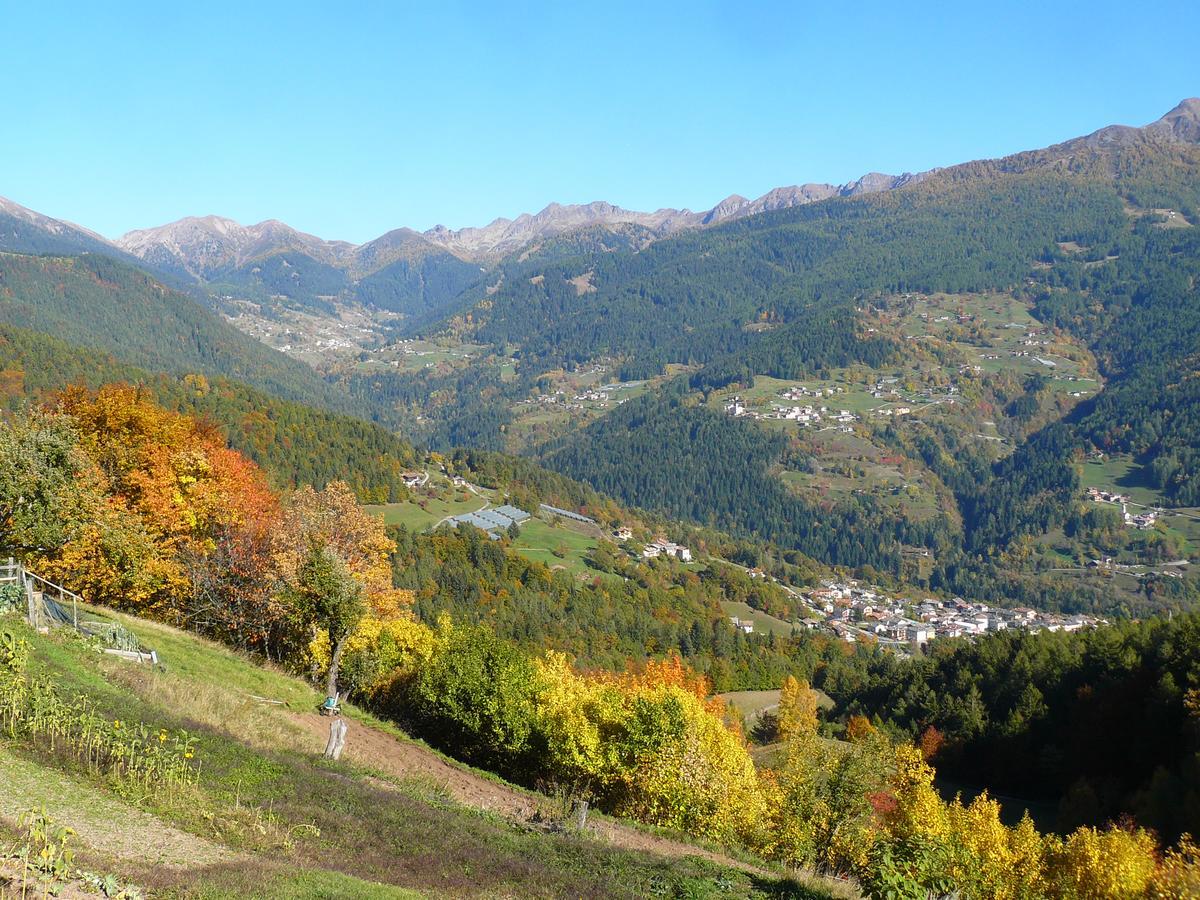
[
  {"x1": 830, "y1": 614, "x2": 1200, "y2": 843},
  {"x1": 431, "y1": 168, "x2": 1126, "y2": 381},
  {"x1": 0, "y1": 323, "x2": 420, "y2": 500},
  {"x1": 513, "y1": 137, "x2": 1200, "y2": 614},
  {"x1": 0, "y1": 252, "x2": 360, "y2": 413},
  {"x1": 5, "y1": 388, "x2": 1198, "y2": 898}
]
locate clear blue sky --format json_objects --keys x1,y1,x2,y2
[{"x1": 5, "y1": 0, "x2": 1197, "y2": 243}]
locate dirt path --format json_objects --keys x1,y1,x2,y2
[
  {"x1": 290, "y1": 712, "x2": 848, "y2": 888},
  {"x1": 0, "y1": 750, "x2": 234, "y2": 870},
  {"x1": 294, "y1": 712, "x2": 538, "y2": 820}
]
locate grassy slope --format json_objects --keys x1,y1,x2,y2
[
  {"x1": 719, "y1": 601, "x2": 801, "y2": 637},
  {"x1": 367, "y1": 483, "x2": 616, "y2": 583},
  {"x1": 510, "y1": 518, "x2": 604, "y2": 578},
  {"x1": 0, "y1": 610, "x2": 843, "y2": 899}
]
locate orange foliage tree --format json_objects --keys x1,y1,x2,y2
[{"x1": 48, "y1": 384, "x2": 280, "y2": 618}]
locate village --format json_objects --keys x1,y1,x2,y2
[
  {"x1": 792, "y1": 578, "x2": 1106, "y2": 650},
  {"x1": 720, "y1": 373, "x2": 966, "y2": 431},
  {"x1": 724, "y1": 393, "x2": 861, "y2": 429},
  {"x1": 1086, "y1": 486, "x2": 1161, "y2": 529},
  {"x1": 221, "y1": 296, "x2": 398, "y2": 364},
  {"x1": 726, "y1": 572, "x2": 1106, "y2": 653},
  {"x1": 517, "y1": 379, "x2": 643, "y2": 414}
]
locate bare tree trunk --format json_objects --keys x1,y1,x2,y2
[
  {"x1": 326, "y1": 633, "x2": 348, "y2": 699},
  {"x1": 324, "y1": 718, "x2": 348, "y2": 760}
]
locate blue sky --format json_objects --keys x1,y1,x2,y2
[{"x1": 5, "y1": 1, "x2": 1197, "y2": 243}]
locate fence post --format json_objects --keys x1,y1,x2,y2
[
  {"x1": 22, "y1": 566, "x2": 37, "y2": 628},
  {"x1": 571, "y1": 799, "x2": 589, "y2": 830}
]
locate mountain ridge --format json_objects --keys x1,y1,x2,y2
[
  {"x1": 108, "y1": 96, "x2": 1198, "y2": 270},
  {"x1": 2, "y1": 97, "x2": 1196, "y2": 309},
  {"x1": 111, "y1": 170, "x2": 927, "y2": 269}
]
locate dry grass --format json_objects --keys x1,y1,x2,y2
[{"x1": 104, "y1": 660, "x2": 313, "y2": 755}]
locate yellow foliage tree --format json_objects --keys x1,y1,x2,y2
[
  {"x1": 885, "y1": 742, "x2": 949, "y2": 842},
  {"x1": 340, "y1": 605, "x2": 434, "y2": 697},
  {"x1": 942, "y1": 796, "x2": 1047, "y2": 899},
  {"x1": 1045, "y1": 825, "x2": 1158, "y2": 900},
  {"x1": 532, "y1": 651, "x2": 765, "y2": 845},
  {"x1": 1151, "y1": 834, "x2": 1200, "y2": 899},
  {"x1": 777, "y1": 675, "x2": 818, "y2": 743}
]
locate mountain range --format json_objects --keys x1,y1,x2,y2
[
  {"x1": 1, "y1": 97, "x2": 1199, "y2": 615},
  {"x1": 2, "y1": 99, "x2": 1196, "y2": 319},
  {"x1": 110, "y1": 171, "x2": 924, "y2": 272}
]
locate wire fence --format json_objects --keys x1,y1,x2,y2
[{"x1": 0, "y1": 558, "x2": 155, "y2": 663}]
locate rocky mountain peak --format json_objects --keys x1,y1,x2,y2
[{"x1": 1148, "y1": 97, "x2": 1200, "y2": 143}]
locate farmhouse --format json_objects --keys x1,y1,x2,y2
[{"x1": 643, "y1": 538, "x2": 693, "y2": 562}]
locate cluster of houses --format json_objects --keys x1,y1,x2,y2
[
  {"x1": 519, "y1": 381, "x2": 638, "y2": 413},
  {"x1": 1020, "y1": 330, "x2": 1052, "y2": 347},
  {"x1": 870, "y1": 376, "x2": 903, "y2": 398},
  {"x1": 1088, "y1": 557, "x2": 1187, "y2": 578},
  {"x1": 724, "y1": 396, "x2": 858, "y2": 429},
  {"x1": 781, "y1": 385, "x2": 844, "y2": 400},
  {"x1": 609, "y1": 525, "x2": 694, "y2": 563},
  {"x1": 642, "y1": 538, "x2": 692, "y2": 562},
  {"x1": 1124, "y1": 505, "x2": 1159, "y2": 530},
  {"x1": 799, "y1": 580, "x2": 1102, "y2": 648},
  {"x1": 1087, "y1": 487, "x2": 1129, "y2": 504},
  {"x1": 728, "y1": 616, "x2": 756, "y2": 634},
  {"x1": 1086, "y1": 487, "x2": 1160, "y2": 529}
]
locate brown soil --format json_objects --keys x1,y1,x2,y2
[{"x1": 0, "y1": 750, "x2": 235, "y2": 871}]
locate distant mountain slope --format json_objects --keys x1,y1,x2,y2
[
  {"x1": 513, "y1": 101, "x2": 1200, "y2": 613},
  {"x1": 12, "y1": 100, "x2": 1198, "y2": 324},
  {"x1": 114, "y1": 170, "x2": 925, "y2": 279},
  {"x1": 118, "y1": 214, "x2": 356, "y2": 279},
  {"x1": 431, "y1": 98, "x2": 1200, "y2": 374},
  {"x1": 0, "y1": 195, "x2": 126, "y2": 257},
  {"x1": 116, "y1": 215, "x2": 482, "y2": 316},
  {"x1": 119, "y1": 98, "x2": 1198, "y2": 277},
  {"x1": 0, "y1": 251, "x2": 360, "y2": 413}
]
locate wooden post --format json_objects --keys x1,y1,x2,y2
[
  {"x1": 324, "y1": 718, "x2": 348, "y2": 760},
  {"x1": 571, "y1": 799, "x2": 589, "y2": 830},
  {"x1": 22, "y1": 568, "x2": 37, "y2": 628}
]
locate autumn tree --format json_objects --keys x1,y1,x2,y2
[
  {"x1": 290, "y1": 545, "x2": 366, "y2": 699},
  {"x1": 0, "y1": 411, "x2": 103, "y2": 556},
  {"x1": 55, "y1": 384, "x2": 278, "y2": 551},
  {"x1": 846, "y1": 714, "x2": 876, "y2": 742},
  {"x1": 777, "y1": 675, "x2": 818, "y2": 742},
  {"x1": 51, "y1": 384, "x2": 280, "y2": 615},
  {"x1": 182, "y1": 520, "x2": 286, "y2": 657},
  {"x1": 918, "y1": 724, "x2": 945, "y2": 761},
  {"x1": 274, "y1": 481, "x2": 396, "y2": 607}
]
